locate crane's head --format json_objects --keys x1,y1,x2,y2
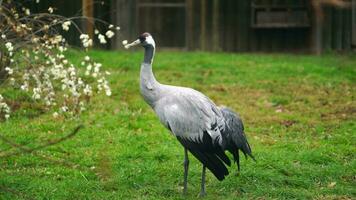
[{"x1": 124, "y1": 32, "x2": 155, "y2": 49}]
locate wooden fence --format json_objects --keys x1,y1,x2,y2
[
  {"x1": 27, "y1": 0, "x2": 356, "y2": 52},
  {"x1": 112, "y1": 0, "x2": 355, "y2": 53}
]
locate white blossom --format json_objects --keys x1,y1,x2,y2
[
  {"x1": 86, "y1": 64, "x2": 92, "y2": 71},
  {"x1": 80, "y1": 34, "x2": 89, "y2": 40},
  {"x1": 0, "y1": 95, "x2": 11, "y2": 120},
  {"x1": 0, "y1": 3, "x2": 113, "y2": 120},
  {"x1": 98, "y1": 34, "x2": 107, "y2": 44},
  {"x1": 57, "y1": 54, "x2": 65, "y2": 59},
  {"x1": 25, "y1": 9, "x2": 30, "y2": 16},
  {"x1": 9, "y1": 78, "x2": 15, "y2": 85},
  {"x1": 105, "y1": 88, "x2": 111, "y2": 96},
  {"x1": 79, "y1": 101, "x2": 86, "y2": 111},
  {"x1": 105, "y1": 30, "x2": 114, "y2": 39},
  {"x1": 53, "y1": 112, "x2": 59, "y2": 118},
  {"x1": 61, "y1": 106, "x2": 68, "y2": 112},
  {"x1": 62, "y1": 21, "x2": 71, "y2": 31},
  {"x1": 20, "y1": 83, "x2": 29, "y2": 91},
  {"x1": 32, "y1": 88, "x2": 41, "y2": 100},
  {"x1": 80, "y1": 34, "x2": 92, "y2": 48},
  {"x1": 58, "y1": 46, "x2": 66, "y2": 52},
  {"x1": 5, "y1": 42, "x2": 13, "y2": 52},
  {"x1": 83, "y1": 85, "x2": 92, "y2": 96},
  {"x1": 94, "y1": 63, "x2": 101, "y2": 73},
  {"x1": 83, "y1": 39, "x2": 92, "y2": 48},
  {"x1": 5, "y1": 67, "x2": 13, "y2": 75}
]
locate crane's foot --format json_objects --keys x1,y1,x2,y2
[
  {"x1": 198, "y1": 165, "x2": 206, "y2": 197},
  {"x1": 183, "y1": 148, "x2": 189, "y2": 195},
  {"x1": 183, "y1": 186, "x2": 188, "y2": 195},
  {"x1": 234, "y1": 171, "x2": 241, "y2": 176},
  {"x1": 198, "y1": 191, "x2": 206, "y2": 198}
]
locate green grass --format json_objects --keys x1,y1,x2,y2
[{"x1": 0, "y1": 50, "x2": 355, "y2": 200}]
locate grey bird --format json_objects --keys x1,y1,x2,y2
[{"x1": 125, "y1": 32, "x2": 255, "y2": 197}]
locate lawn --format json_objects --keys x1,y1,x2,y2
[{"x1": 0, "y1": 50, "x2": 355, "y2": 200}]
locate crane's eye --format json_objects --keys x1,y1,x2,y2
[
  {"x1": 139, "y1": 32, "x2": 150, "y2": 43},
  {"x1": 138, "y1": 35, "x2": 146, "y2": 43}
]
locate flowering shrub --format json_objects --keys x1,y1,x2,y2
[{"x1": 0, "y1": 0, "x2": 119, "y2": 120}]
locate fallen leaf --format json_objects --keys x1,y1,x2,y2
[{"x1": 327, "y1": 182, "x2": 336, "y2": 188}]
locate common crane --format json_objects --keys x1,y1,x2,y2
[{"x1": 125, "y1": 32, "x2": 254, "y2": 197}]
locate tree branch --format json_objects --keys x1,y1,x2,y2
[{"x1": 0, "y1": 125, "x2": 83, "y2": 158}]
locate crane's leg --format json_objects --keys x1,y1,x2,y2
[
  {"x1": 183, "y1": 147, "x2": 189, "y2": 194},
  {"x1": 199, "y1": 165, "x2": 206, "y2": 197},
  {"x1": 237, "y1": 151, "x2": 241, "y2": 172}
]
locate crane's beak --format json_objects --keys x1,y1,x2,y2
[{"x1": 124, "y1": 39, "x2": 141, "y2": 49}]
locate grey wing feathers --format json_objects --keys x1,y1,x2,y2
[
  {"x1": 220, "y1": 107, "x2": 255, "y2": 167},
  {"x1": 155, "y1": 87, "x2": 231, "y2": 180},
  {"x1": 155, "y1": 87, "x2": 225, "y2": 144}
]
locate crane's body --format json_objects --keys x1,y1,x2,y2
[{"x1": 126, "y1": 33, "x2": 254, "y2": 196}]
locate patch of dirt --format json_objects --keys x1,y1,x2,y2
[{"x1": 280, "y1": 120, "x2": 297, "y2": 128}]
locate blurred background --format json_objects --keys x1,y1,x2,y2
[{"x1": 25, "y1": 0, "x2": 356, "y2": 53}]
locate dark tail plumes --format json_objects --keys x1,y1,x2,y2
[
  {"x1": 177, "y1": 131, "x2": 231, "y2": 181},
  {"x1": 176, "y1": 108, "x2": 254, "y2": 180},
  {"x1": 220, "y1": 107, "x2": 255, "y2": 171}
]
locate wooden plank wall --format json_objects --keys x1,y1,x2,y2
[
  {"x1": 93, "y1": 1, "x2": 111, "y2": 49},
  {"x1": 82, "y1": 0, "x2": 94, "y2": 40},
  {"x1": 187, "y1": 0, "x2": 353, "y2": 52},
  {"x1": 110, "y1": 0, "x2": 136, "y2": 49},
  {"x1": 27, "y1": 0, "x2": 355, "y2": 52},
  {"x1": 322, "y1": 5, "x2": 353, "y2": 51},
  {"x1": 191, "y1": 0, "x2": 311, "y2": 52},
  {"x1": 352, "y1": 0, "x2": 356, "y2": 47},
  {"x1": 133, "y1": 0, "x2": 186, "y2": 48}
]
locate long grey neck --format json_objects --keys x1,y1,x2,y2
[
  {"x1": 140, "y1": 63, "x2": 158, "y2": 87},
  {"x1": 140, "y1": 47, "x2": 161, "y2": 108},
  {"x1": 143, "y1": 46, "x2": 155, "y2": 64}
]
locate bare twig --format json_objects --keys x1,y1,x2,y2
[
  {"x1": 29, "y1": 150, "x2": 83, "y2": 170},
  {"x1": 0, "y1": 124, "x2": 83, "y2": 158},
  {"x1": 0, "y1": 184, "x2": 35, "y2": 200}
]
